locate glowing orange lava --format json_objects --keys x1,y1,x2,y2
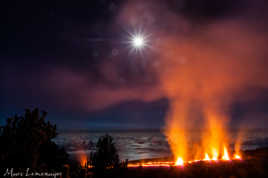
[
  {"x1": 80, "y1": 155, "x2": 87, "y2": 168},
  {"x1": 127, "y1": 142, "x2": 244, "y2": 168},
  {"x1": 234, "y1": 154, "x2": 242, "y2": 160},
  {"x1": 127, "y1": 154, "x2": 242, "y2": 168},
  {"x1": 222, "y1": 146, "x2": 230, "y2": 161},
  {"x1": 203, "y1": 153, "x2": 211, "y2": 161},
  {"x1": 175, "y1": 157, "x2": 184, "y2": 166},
  {"x1": 212, "y1": 148, "x2": 219, "y2": 161}
]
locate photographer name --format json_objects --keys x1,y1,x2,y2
[{"x1": 3, "y1": 168, "x2": 62, "y2": 178}]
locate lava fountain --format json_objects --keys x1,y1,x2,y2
[{"x1": 152, "y1": 31, "x2": 251, "y2": 167}]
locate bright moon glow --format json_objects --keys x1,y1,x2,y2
[
  {"x1": 132, "y1": 35, "x2": 145, "y2": 49},
  {"x1": 126, "y1": 29, "x2": 150, "y2": 54}
]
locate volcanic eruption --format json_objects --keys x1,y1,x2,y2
[
  {"x1": 117, "y1": 0, "x2": 268, "y2": 167},
  {"x1": 156, "y1": 22, "x2": 267, "y2": 165}
]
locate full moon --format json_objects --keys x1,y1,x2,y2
[
  {"x1": 126, "y1": 30, "x2": 150, "y2": 54},
  {"x1": 132, "y1": 35, "x2": 145, "y2": 49}
]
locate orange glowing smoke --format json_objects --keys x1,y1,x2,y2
[
  {"x1": 165, "y1": 100, "x2": 188, "y2": 162},
  {"x1": 157, "y1": 24, "x2": 259, "y2": 165}
]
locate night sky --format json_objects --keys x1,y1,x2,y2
[{"x1": 1, "y1": 0, "x2": 268, "y2": 129}]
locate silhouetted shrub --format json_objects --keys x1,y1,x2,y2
[
  {"x1": 89, "y1": 134, "x2": 120, "y2": 171},
  {"x1": 0, "y1": 108, "x2": 68, "y2": 169}
]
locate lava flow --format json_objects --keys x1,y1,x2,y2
[{"x1": 128, "y1": 151, "x2": 242, "y2": 168}]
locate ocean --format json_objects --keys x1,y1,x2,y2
[{"x1": 54, "y1": 129, "x2": 268, "y2": 161}]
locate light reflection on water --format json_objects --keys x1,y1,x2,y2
[{"x1": 54, "y1": 129, "x2": 268, "y2": 161}]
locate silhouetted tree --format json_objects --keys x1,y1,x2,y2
[
  {"x1": 0, "y1": 108, "x2": 68, "y2": 169},
  {"x1": 90, "y1": 134, "x2": 120, "y2": 171}
]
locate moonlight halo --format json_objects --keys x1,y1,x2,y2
[{"x1": 126, "y1": 29, "x2": 151, "y2": 54}]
